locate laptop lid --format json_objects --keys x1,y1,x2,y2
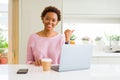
[{"x1": 58, "y1": 44, "x2": 93, "y2": 72}]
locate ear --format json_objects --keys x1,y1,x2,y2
[
  {"x1": 42, "y1": 20, "x2": 44, "y2": 23},
  {"x1": 41, "y1": 18, "x2": 44, "y2": 23}
]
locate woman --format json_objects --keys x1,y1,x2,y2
[{"x1": 27, "y1": 6, "x2": 74, "y2": 66}]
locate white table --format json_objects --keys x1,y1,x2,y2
[{"x1": 0, "y1": 64, "x2": 120, "y2": 80}]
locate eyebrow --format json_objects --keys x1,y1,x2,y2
[{"x1": 45, "y1": 16, "x2": 57, "y2": 21}]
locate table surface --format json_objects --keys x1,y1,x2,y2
[{"x1": 0, "y1": 64, "x2": 120, "y2": 80}]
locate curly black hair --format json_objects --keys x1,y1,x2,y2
[{"x1": 41, "y1": 6, "x2": 61, "y2": 21}]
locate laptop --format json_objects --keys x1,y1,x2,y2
[{"x1": 51, "y1": 44, "x2": 93, "y2": 72}]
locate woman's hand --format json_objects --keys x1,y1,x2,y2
[
  {"x1": 64, "y1": 29, "x2": 74, "y2": 42},
  {"x1": 31, "y1": 59, "x2": 42, "y2": 66}
]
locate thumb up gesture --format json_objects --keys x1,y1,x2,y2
[{"x1": 64, "y1": 29, "x2": 75, "y2": 42}]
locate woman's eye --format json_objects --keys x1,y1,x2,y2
[
  {"x1": 52, "y1": 19, "x2": 56, "y2": 22},
  {"x1": 46, "y1": 18, "x2": 49, "y2": 20}
]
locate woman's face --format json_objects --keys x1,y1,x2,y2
[{"x1": 42, "y1": 12, "x2": 58, "y2": 31}]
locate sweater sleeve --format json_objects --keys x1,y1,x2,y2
[{"x1": 26, "y1": 35, "x2": 35, "y2": 64}]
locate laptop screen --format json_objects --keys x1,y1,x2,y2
[{"x1": 57, "y1": 44, "x2": 93, "y2": 72}]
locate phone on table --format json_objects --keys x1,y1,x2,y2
[{"x1": 17, "y1": 69, "x2": 28, "y2": 74}]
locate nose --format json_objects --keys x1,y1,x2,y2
[{"x1": 48, "y1": 20, "x2": 52, "y2": 24}]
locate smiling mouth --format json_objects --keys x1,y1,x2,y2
[
  {"x1": 46, "y1": 26, "x2": 52, "y2": 29},
  {"x1": 46, "y1": 24, "x2": 52, "y2": 27}
]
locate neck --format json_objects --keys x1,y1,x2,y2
[{"x1": 42, "y1": 30, "x2": 56, "y2": 37}]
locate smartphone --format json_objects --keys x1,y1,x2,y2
[{"x1": 17, "y1": 69, "x2": 28, "y2": 74}]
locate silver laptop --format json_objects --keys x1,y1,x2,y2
[{"x1": 51, "y1": 44, "x2": 93, "y2": 72}]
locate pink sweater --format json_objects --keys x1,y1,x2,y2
[{"x1": 27, "y1": 33, "x2": 65, "y2": 64}]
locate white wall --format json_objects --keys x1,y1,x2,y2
[
  {"x1": 63, "y1": 0, "x2": 120, "y2": 15},
  {"x1": 19, "y1": 0, "x2": 62, "y2": 64}
]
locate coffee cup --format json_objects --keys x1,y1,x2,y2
[{"x1": 41, "y1": 58, "x2": 52, "y2": 71}]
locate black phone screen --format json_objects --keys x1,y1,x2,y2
[{"x1": 17, "y1": 69, "x2": 28, "y2": 74}]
